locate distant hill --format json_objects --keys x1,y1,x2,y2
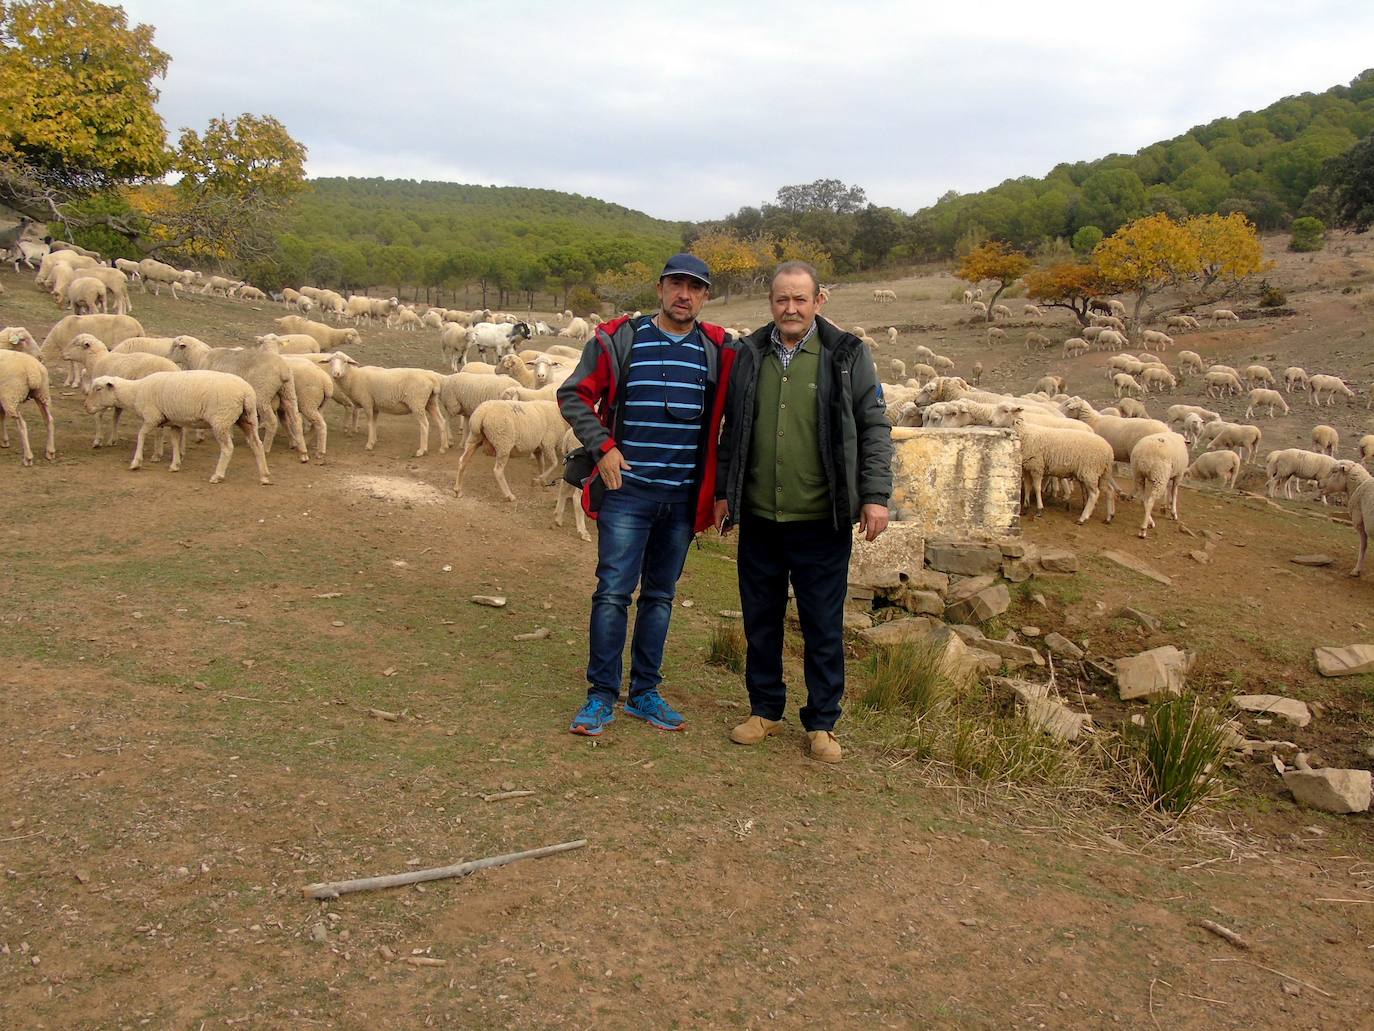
[
  {"x1": 907, "y1": 69, "x2": 1374, "y2": 258},
  {"x1": 274, "y1": 177, "x2": 685, "y2": 305}
]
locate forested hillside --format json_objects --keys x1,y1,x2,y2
[{"x1": 271, "y1": 178, "x2": 685, "y2": 306}]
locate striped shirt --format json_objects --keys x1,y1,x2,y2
[{"x1": 617, "y1": 317, "x2": 708, "y2": 501}]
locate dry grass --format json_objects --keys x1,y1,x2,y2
[{"x1": 706, "y1": 620, "x2": 746, "y2": 673}]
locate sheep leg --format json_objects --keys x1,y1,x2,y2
[
  {"x1": 131, "y1": 420, "x2": 157, "y2": 470},
  {"x1": 427, "y1": 396, "x2": 449, "y2": 453},
  {"x1": 1168, "y1": 475, "x2": 1181, "y2": 520},
  {"x1": 278, "y1": 383, "x2": 308, "y2": 462},
  {"x1": 4, "y1": 404, "x2": 33, "y2": 466},
  {"x1": 1032, "y1": 472, "x2": 1045, "y2": 513},
  {"x1": 412, "y1": 406, "x2": 430, "y2": 458},
  {"x1": 1, "y1": 410, "x2": 8, "y2": 447},
  {"x1": 1076, "y1": 476, "x2": 1100, "y2": 524},
  {"x1": 237, "y1": 412, "x2": 271, "y2": 485},
  {"x1": 1353, "y1": 519, "x2": 1368, "y2": 577},
  {"x1": 208, "y1": 428, "x2": 235, "y2": 484},
  {"x1": 1139, "y1": 485, "x2": 1158, "y2": 538},
  {"x1": 452, "y1": 439, "x2": 483, "y2": 496},
  {"x1": 260, "y1": 401, "x2": 280, "y2": 453},
  {"x1": 167, "y1": 426, "x2": 183, "y2": 472},
  {"x1": 491, "y1": 450, "x2": 517, "y2": 502},
  {"x1": 308, "y1": 409, "x2": 328, "y2": 459},
  {"x1": 107, "y1": 405, "x2": 123, "y2": 446},
  {"x1": 364, "y1": 407, "x2": 380, "y2": 452}
]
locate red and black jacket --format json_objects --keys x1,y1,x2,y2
[{"x1": 556, "y1": 315, "x2": 737, "y2": 533}]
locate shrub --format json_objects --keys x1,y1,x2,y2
[
  {"x1": 1131, "y1": 695, "x2": 1230, "y2": 816},
  {"x1": 1258, "y1": 280, "x2": 1286, "y2": 307},
  {"x1": 1071, "y1": 225, "x2": 1103, "y2": 257},
  {"x1": 706, "y1": 621, "x2": 745, "y2": 673},
  {"x1": 1289, "y1": 216, "x2": 1326, "y2": 252},
  {"x1": 566, "y1": 286, "x2": 602, "y2": 316}
]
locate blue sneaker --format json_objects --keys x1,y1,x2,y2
[
  {"x1": 569, "y1": 697, "x2": 615, "y2": 736},
  {"x1": 624, "y1": 690, "x2": 686, "y2": 732}
]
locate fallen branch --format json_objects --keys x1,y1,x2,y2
[
  {"x1": 482, "y1": 790, "x2": 535, "y2": 802},
  {"x1": 301, "y1": 839, "x2": 587, "y2": 899},
  {"x1": 1194, "y1": 918, "x2": 1249, "y2": 950}
]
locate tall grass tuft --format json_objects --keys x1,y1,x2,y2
[
  {"x1": 1133, "y1": 695, "x2": 1230, "y2": 816},
  {"x1": 706, "y1": 621, "x2": 746, "y2": 674},
  {"x1": 857, "y1": 640, "x2": 969, "y2": 717}
]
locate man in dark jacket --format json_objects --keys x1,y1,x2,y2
[
  {"x1": 713, "y1": 261, "x2": 893, "y2": 762},
  {"x1": 557, "y1": 253, "x2": 737, "y2": 737}
]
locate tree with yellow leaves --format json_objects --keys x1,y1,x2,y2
[
  {"x1": 689, "y1": 229, "x2": 758, "y2": 302},
  {"x1": 1024, "y1": 263, "x2": 1109, "y2": 325},
  {"x1": 957, "y1": 241, "x2": 1031, "y2": 321}
]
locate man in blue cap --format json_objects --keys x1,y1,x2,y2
[{"x1": 558, "y1": 254, "x2": 738, "y2": 736}]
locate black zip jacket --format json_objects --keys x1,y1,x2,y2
[{"x1": 715, "y1": 316, "x2": 893, "y2": 530}]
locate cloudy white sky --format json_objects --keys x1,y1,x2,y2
[{"x1": 120, "y1": 0, "x2": 1374, "y2": 222}]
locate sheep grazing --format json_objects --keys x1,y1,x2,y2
[
  {"x1": 67, "y1": 276, "x2": 109, "y2": 316},
  {"x1": 1360, "y1": 434, "x2": 1374, "y2": 464},
  {"x1": 1128, "y1": 432, "x2": 1189, "y2": 538},
  {"x1": 1165, "y1": 314, "x2": 1197, "y2": 331},
  {"x1": 1090, "y1": 314, "x2": 1126, "y2": 332},
  {"x1": 987, "y1": 327, "x2": 1005, "y2": 341},
  {"x1": 35, "y1": 250, "x2": 97, "y2": 288},
  {"x1": 970, "y1": 361, "x2": 983, "y2": 386},
  {"x1": 1082, "y1": 326, "x2": 1106, "y2": 345},
  {"x1": 1033, "y1": 375, "x2": 1064, "y2": 395},
  {"x1": 888, "y1": 358, "x2": 906, "y2": 381},
  {"x1": 236, "y1": 285, "x2": 267, "y2": 302},
  {"x1": 136, "y1": 258, "x2": 189, "y2": 298},
  {"x1": 1063, "y1": 337, "x2": 1090, "y2": 358},
  {"x1": 1096, "y1": 329, "x2": 1128, "y2": 351},
  {"x1": 1210, "y1": 309, "x2": 1240, "y2": 323},
  {"x1": 41, "y1": 314, "x2": 146, "y2": 387},
  {"x1": 1140, "y1": 330, "x2": 1173, "y2": 352},
  {"x1": 1166, "y1": 404, "x2": 1220, "y2": 429},
  {"x1": 1177, "y1": 351, "x2": 1205, "y2": 377},
  {"x1": 0, "y1": 350, "x2": 56, "y2": 465},
  {"x1": 1280, "y1": 366, "x2": 1308, "y2": 393},
  {"x1": 200, "y1": 275, "x2": 240, "y2": 297},
  {"x1": 1022, "y1": 305, "x2": 1043, "y2": 318},
  {"x1": 169, "y1": 336, "x2": 308, "y2": 463},
  {"x1": 255, "y1": 333, "x2": 321, "y2": 355},
  {"x1": 872, "y1": 288, "x2": 896, "y2": 303},
  {"x1": 1319, "y1": 462, "x2": 1374, "y2": 575},
  {"x1": 1207, "y1": 423, "x2": 1262, "y2": 464},
  {"x1": 990, "y1": 403, "x2": 1116, "y2": 524},
  {"x1": 326, "y1": 352, "x2": 448, "y2": 457},
  {"x1": 991, "y1": 303, "x2": 1012, "y2": 320},
  {"x1": 1266, "y1": 448, "x2": 1338, "y2": 500},
  {"x1": 1140, "y1": 367, "x2": 1177, "y2": 393},
  {"x1": 558, "y1": 316, "x2": 591, "y2": 342},
  {"x1": 272, "y1": 316, "x2": 361, "y2": 352},
  {"x1": 1312, "y1": 424, "x2": 1339, "y2": 457},
  {"x1": 421, "y1": 309, "x2": 445, "y2": 330},
  {"x1": 1112, "y1": 373, "x2": 1142, "y2": 398},
  {"x1": 1024, "y1": 332, "x2": 1050, "y2": 351},
  {"x1": 1204, "y1": 370, "x2": 1243, "y2": 398},
  {"x1": 1243, "y1": 365, "x2": 1275, "y2": 389},
  {"x1": 1244, "y1": 389, "x2": 1290, "y2": 419},
  {"x1": 1117, "y1": 397, "x2": 1149, "y2": 419},
  {"x1": 970, "y1": 301, "x2": 988, "y2": 317},
  {"x1": 452, "y1": 399, "x2": 568, "y2": 500},
  {"x1": 85, "y1": 372, "x2": 270, "y2": 484},
  {"x1": 1186, "y1": 450, "x2": 1241, "y2": 490},
  {"x1": 886, "y1": 327, "x2": 898, "y2": 345},
  {"x1": 1308, "y1": 374, "x2": 1355, "y2": 407}
]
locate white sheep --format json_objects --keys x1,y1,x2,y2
[
  {"x1": 1140, "y1": 367, "x2": 1177, "y2": 393},
  {"x1": 1178, "y1": 413, "x2": 1204, "y2": 445},
  {"x1": 1204, "y1": 370, "x2": 1244, "y2": 398},
  {"x1": 51, "y1": 264, "x2": 131, "y2": 314},
  {"x1": 1112, "y1": 373, "x2": 1142, "y2": 398},
  {"x1": 440, "y1": 323, "x2": 470, "y2": 371},
  {"x1": 41, "y1": 314, "x2": 146, "y2": 387},
  {"x1": 1165, "y1": 314, "x2": 1196, "y2": 330},
  {"x1": 962, "y1": 289, "x2": 974, "y2": 304},
  {"x1": 1312, "y1": 424, "x2": 1339, "y2": 456},
  {"x1": 888, "y1": 358, "x2": 907, "y2": 381},
  {"x1": 558, "y1": 317, "x2": 591, "y2": 342},
  {"x1": 326, "y1": 352, "x2": 448, "y2": 457},
  {"x1": 987, "y1": 327, "x2": 1005, "y2": 341},
  {"x1": 421, "y1": 309, "x2": 445, "y2": 330},
  {"x1": 1319, "y1": 462, "x2": 1374, "y2": 576},
  {"x1": 1283, "y1": 367, "x2": 1308, "y2": 393},
  {"x1": 1360, "y1": 434, "x2": 1374, "y2": 464},
  {"x1": 135, "y1": 259, "x2": 187, "y2": 298},
  {"x1": 886, "y1": 327, "x2": 898, "y2": 345},
  {"x1": 466, "y1": 322, "x2": 532, "y2": 365},
  {"x1": 1063, "y1": 337, "x2": 1090, "y2": 358},
  {"x1": 111, "y1": 336, "x2": 179, "y2": 359},
  {"x1": 1059, "y1": 398, "x2": 1169, "y2": 462},
  {"x1": 991, "y1": 304, "x2": 1012, "y2": 320},
  {"x1": 35, "y1": 250, "x2": 97, "y2": 288},
  {"x1": 909, "y1": 363, "x2": 937, "y2": 385},
  {"x1": 1308, "y1": 374, "x2": 1355, "y2": 406},
  {"x1": 389, "y1": 306, "x2": 424, "y2": 331},
  {"x1": 452, "y1": 399, "x2": 568, "y2": 500},
  {"x1": 1096, "y1": 329, "x2": 1128, "y2": 351},
  {"x1": 970, "y1": 301, "x2": 988, "y2": 317},
  {"x1": 60, "y1": 334, "x2": 180, "y2": 445},
  {"x1": 1082, "y1": 326, "x2": 1106, "y2": 345},
  {"x1": 1210, "y1": 309, "x2": 1240, "y2": 323},
  {"x1": 1185, "y1": 449, "x2": 1241, "y2": 490},
  {"x1": 1266, "y1": 448, "x2": 1338, "y2": 500},
  {"x1": 0, "y1": 350, "x2": 56, "y2": 465},
  {"x1": 272, "y1": 316, "x2": 361, "y2": 351},
  {"x1": 255, "y1": 333, "x2": 321, "y2": 355},
  {"x1": 295, "y1": 296, "x2": 315, "y2": 315},
  {"x1": 1117, "y1": 397, "x2": 1149, "y2": 419},
  {"x1": 1140, "y1": 330, "x2": 1173, "y2": 352},
  {"x1": 1244, "y1": 389, "x2": 1290, "y2": 419},
  {"x1": 1022, "y1": 305, "x2": 1043, "y2": 318},
  {"x1": 200, "y1": 275, "x2": 240, "y2": 297},
  {"x1": 280, "y1": 354, "x2": 335, "y2": 459},
  {"x1": 170, "y1": 336, "x2": 307, "y2": 462},
  {"x1": 1090, "y1": 314, "x2": 1126, "y2": 332},
  {"x1": 1166, "y1": 403, "x2": 1220, "y2": 429},
  {"x1": 1207, "y1": 423, "x2": 1262, "y2": 464},
  {"x1": 1033, "y1": 375, "x2": 1064, "y2": 395},
  {"x1": 1177, "y1": 351, "x2": 1205, "y2": 376},
  {"x1": 1128, "y1": 431, "x2": 1189, "y2": 538},
  {"x1": 990, "y1": 402, "x2": 1116, "y2": 523},
  {"x1": 86, "y1": 372, "x2": 269, "y2": 483},
  {"x1": 237, "y1": 285, "x2": 267, "y2": 302},
  {"x1": 552, "y1": 427, "x2": 591, "y2": 542},
  {"x1": 1024, "y1": 332, "x2": 1050, "y2": 351},
  {"x1": 66, "y1": 276, "x2": 109, "y2": 316}
]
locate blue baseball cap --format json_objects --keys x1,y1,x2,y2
[{"x1": 660, "y1": 252, "x2": 711, "y2": 287}]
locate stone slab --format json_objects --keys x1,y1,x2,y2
[
  {"x1": 1043, "y1": 632, "x2": 1084, "y2": 660},
  {"x1": 1284, "y1": 768, "x2": 1372, "y2": 814},
  {"x1": 1231, "y1": 694, "x2": 1312, "y2": 727},
  {"x1": 1291, "y1": 554, "x2": 1334, "y2": 567},
  {"x1": 945, "y1": 583, "x2": 1011, "y2": 625},
  {"x1": 1314, "y1": 644, "x2": 1374, "y2": 677},
  {"x1": 857, "y1": 617, "x2": 940, "y2": 647},
  {"x1": 1100, "y1": 550, "x2": 1173, "y2": 586},
  {"x1": 887, "y1": 427, "x2": 1021, "y2": 540},
  {"x1": 925, "y1": 541, "x2": 1003, "y2": 577},
  {"x1": 1036, "y1": 548, "x2": 1078, "y2": 574},
  {"x1": 1116, "y1": 645, "x2": 1194, "y2": 701}
]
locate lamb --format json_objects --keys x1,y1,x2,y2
[
  {"x1": 169, "y1": 336, "x2": 307, "y2": 463},
  {"x1": 552, "y1": 428, "x2": 591, "y2": 542},
  {"x1": 51, "y1": 264, "x2": 132, "y2": 314},
  {"x1": 0, "y1": 350, "x2": 56, "y2": 465},
  {"x1": 1319, "y1": 462, "x2": 1374, "y2": 576},
  {"x1": 390, "y1": 308, "x2": 422, "y2": 331},
  {"x1": 439, "y1": 323, "x2": 470, "y2": 371},
  {"x1": 59, "y1": 334, "x2": 180, "y2": 444},
  {"x1": 200, "y1": 275, "x2": 240, "y2": 297},
  {"x1": 1266, "y1": 448, "x2": 1338, "y2": 500},
  {"x1": 886, "y1": 327, "x2": 898, "y2": 345},
  {"x1": 1204, "y1": 370, "x2": 1244, "y2": 398},
  {"x1": 1312, "y1": 424, "x2": 1339, "y2": 456},
  {"x1": 136, "y1": 258, "x2": 188, "y2": 298},
  {"x1": 1117, "y1": 397, "x2": 1149, "y2": 419},
  {"x1": 1178, "y1": 413, "x2": 1204, "y2": 445},
  {"x1": 888, "y1": 358, "x2": 906, "y2": 380},
  {"x1": 1059, "y1": 397, "x2": 1170, "y2": 462},
  {"x1": 1112, "y1": 373, "x2": 1142, "y2": 398},
  {"x1": 1140, "y1": 367, "x2": 1177, "y2": 393},
  {"x1": 1283, "y1": 367, "x2": 1308, "y2": 393},
  {"x1": 1034, "y1": 375, "x2": 1064, "y2": 395},
  {"x1": 326, "y1": 352, "x2": 448, "y2": 457},
  {"x1": 236, "y1": 285, "x2": 267, "y2": 302},
  {"x1": 1128, "y1": 431, "x2": 1189, "y2": 537},
  {"x1": 466, "y1": 322, "x2": 533, "y2": 365},
  {"x1": 85, "y1": 372, "x2": 270, "y2": 484},
  {"x1": 1063, "y1": 337, "x2": 1090, "y2": 358},
  {"x1": 67, "y1": 276, "x2": 109, "y2": 315},
  {"x1": 558, "y1": 317, "x2": 591, "y2": 342},
  {"x1": 1024, "y1": 331, "x2": 1050, "y2": 350},
  {"x1": 1361, "y1": 434, "x2": 1374, "y2": 464},
  {"x1": 279, "y1": 354, "x2": 335, "y2": 459},
  {"x1": 495, "y1": 353, "x2": 538, "y2": 388},
  {"x1": 1206, "y1": 423, "x2": 1262, "y2": 464},
  {"x1": 1210, "y1": 309, "x2": 1240, "y2": 322},
  {"x1": 1308, "y1": 374, "x2": 1355, "y2": 406},
  {"x1": 452, "y1": 399, "x2": 568, "y2": 500},
  {"x1": 255, "y1": 332, "x2": 321, "y2": 355},
  {"x1": 1140, "y1": 330, "x2": 1173, "y2": 352},
  {"x1": 989, "y1": 403, "x2": 1116, "y2": 523},
  {"x1": 1244, "y1": 389, "x2": 1290, "y2": 419},
  {"x1": 1022, "y1": 305, "x2": 1043, "y2": 318},
  {"x1": 272, "y1": 316, "x2": 361, "y2": 351},
  {"x1": 1185, "y1": 449, "x2": 1241, "y2": 490},
  {"x1": 1177, "y1": 351, "x2": 1205, "y2": 376},
  {"x1": 991, "y1": 304, "x2": 1012, "y2": 320},
  {"x1": 41, "y1": 314, "x2": 146, "y2": 387}
]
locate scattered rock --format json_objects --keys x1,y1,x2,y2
[
  {"x1": 1024, "y1": 697, "x2": 1092, "y2": 742},
  {"x1": 1001, "y1": 556, "x2": 1036, "y2": 583},
  {"x1": 513, "y1": 628, "x2": 551, "y2": 642},
  {"x1": 1291, "y1": 554, "x2": 1334, "y2": 567},
  {"x1": 925, "y1": 541, "x2": 1003, "y2": 577},
  {"x1": 946, "y1": 574, "x2": 998, "y2": 603},
  {"x1": 1020, "y1": 626, "x2": 1041, "y2": 638},
  {"x1": 680, "y1": 599, "x2": 694, "y2": 608},
  {"x1": 471, "y1": 595, "x2": 507, "y2": 608},
  {"x1": 1188, "y1": 549, "x2": 1210, "y2": 565},
  {"x1": 1035, "y1": 547, "x2": 1078, "y2": 574},
  {"x1": 1116, "y1": 646, "x2": 1194, "y2": 701},
  {"x1": 857, "y1": 617, "x2": 940, "y2": 647},
  {"x1": 1030, "y1": 592, "x2": 1048, "y2": 608},
  {"x1": 718, "y1": 609, "x2": 743, "y2": 619},
  {"x1": 1043, "y1": 632, "x2": 1083, "y2": 660},
  {"x1": 1115, "y1": 606, "x2": 1161, "y2": 633},
  {"x1": 945, "y1": 583, "x2": 1010, "y2": 625},
  {"x1": 1231, "y1": 694, "x2": 1312, "y2": 728},
  {"x1": 998, "y1": 539, "x2": 1028, "y2": 559},
  {"x1": 310, "y1": 923, "x2": 328, "y2": 944},
  {"x1": 1284, "y1": 757, "x2": 1372, "y2": 814},
  {"x1": 974, "y1": 637, "x2": 1040, "y2": 670},
  {"x1": 900, "y1": 589, "x2": 946, "y2": 616},
  {"x1": 1100, "y1": 550, "x2": 1172, "y2": 586},
  {"x1": 843, "y1": 607, "x2": 874, "y2": 631},
  {"x1": 1314, "y1": 644, "x2": 1374, "y2": 677}
]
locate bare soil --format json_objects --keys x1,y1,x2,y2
[{"x1": 2, "y1": 239, "x2": 1373, "y2": 1029}]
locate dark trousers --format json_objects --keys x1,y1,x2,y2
[{"x1": 737, "y1": 513, "x2": 852, "y2": 732}]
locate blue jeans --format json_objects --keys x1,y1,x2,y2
[{"x1": 586, "y1": 489, "x2": 695, "y2": 706}]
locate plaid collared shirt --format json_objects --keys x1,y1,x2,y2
[{"x1": 769, "y1": 321, "x2": 818, "y2": 371}]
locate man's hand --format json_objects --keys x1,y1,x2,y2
[
  {"x1": 858, "y1": 503, "x2": 889, "y2": 542},
  {"x1": 597, "y1": 447, "x2": 631, "y2": 490},
  {"x1": 713, "y1": 499, "x2": 731, "y2": 535}
]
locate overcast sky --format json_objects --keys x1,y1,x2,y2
[{"x1": 119, "y1": 0, "x2": 1374, "y2": 222}]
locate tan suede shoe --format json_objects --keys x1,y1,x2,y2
[
  {"x1": 730, "y1": 715, "x2": 781, "y2": 745},
  {"x1": 807, "y1": 730, "x2": 842, "y2": 763}
]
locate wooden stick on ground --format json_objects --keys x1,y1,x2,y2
[
  {"x1": 482, "y1": 790, "x2": 535, "y2": 802},
  {"x1": 301, "y1": 839, "x2": 587, "y2": 900},
  {"x1": 1194, "y1": 918, "x2": 1250, "y2": 950}
]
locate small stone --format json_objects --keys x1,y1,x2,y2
[
  {"x1": 1291, "y1": 554, "x2": 1334, "y2": 567},
  {"x1": 680, "y1": 599, "x2": 694, "y2": 608},
  {"x1": 945, "y1": 583, "x2": 1010, "y2": 624},
  {"x1": 331, "y1": 620, "x2": 345, "y2": 628},
  {"x1": 1001, "y1": 557, "x2": 1036, "y2": 583},
  {"x1": 1116, "y1": 646, "x2": 1194, "y2": 701},
  {"x1": 998, "y1": 539, "x2": 1028, "y2": 559},
  {"x1": 1188, "y1": 550, "x2": 1210, "y2": 565},
  {"x1": 1021, "y1": 626, "x2": 1041, "y2": 638},
  {"x1": 1281, "y1": 982, "x2": 1301, "y2": 997},
  {"x1": 718, "y1": 609, "x2": 743, "y2": 619},
  {"x1": 379, "y1": 945, "x2": 396, "y2": 961},
  {"x1": 513, "y1": 627, "x2": 551, "y2": 641},
  {"x1": 471, "y1": 595, "x2": 507, "y2": 608},
  {"x1": 959, "y1": 918, "x2": 979, "y2": 927},
  {"x1": 241, "y1": 659, "x2": 255, "y2": 668},
  {"x1": 1283, "y1": 766, "x2": 1371, "y2": 814},
  {"x1": 1231, "y1": 695, "x2": 1312, "y2": 727},
  {"x1": 1031, "y1": 592, "x2": 1048, "y2": 608},
  {"x1": 1314, "y1": 644, "x2": 1374, "y2": 677},
  {"x1": 1043, "y1": 632, "x2": 1083, "y2": 660},
  {"x1": 310, "y1": 923, "x2": 328, "y2": 944},
  {"x1": 900, "y1": 589, "x2": 945, "y2": 616},
  {"x1": 441, "y1": 564, "x2": 453, "y2": 572},
  {"x1": 1115, "y1": 606, "x2": 1160, "y2": 633},
  {"x1": 1100, "y1": 549, "x2": 1172, "y2": 585}
]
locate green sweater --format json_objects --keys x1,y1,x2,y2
[{"x1": 743, "y1": 335, "x2": 831, "y2": 521}]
